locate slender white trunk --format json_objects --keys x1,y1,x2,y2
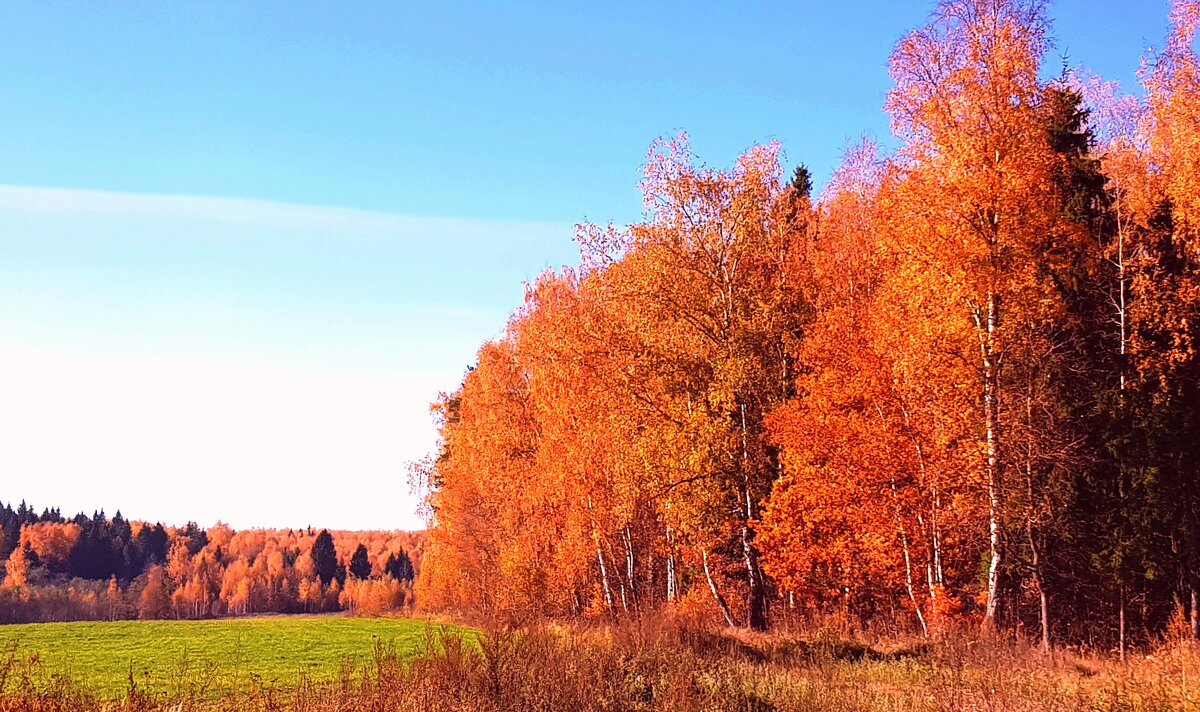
[
  {"x1": 588, "y1": 495, "x2": 614, "y2": 612},
  {"x1": 1115, "y1": 194, "x2": 1130, "y2": 652},
  {"x1": 739, "y1": 403, "x2": 767, "y2": 631},
  {"x1": 890, "y1": 473, "x2": 928, "y2": 638},
  {"x1": 1116, "y1": 195, "x2": 1128, "y2": 393},
  {"x1": 596, "y1": 541, "x2": 613, "y2": 611},
  {"x1": 882, "y1": 403, "x2": 928, "y2": 637},
  {"x1": 978, "y1": 292, "x2": 1004, "y2": 634},
  {"x1": 933, "y1": 485, "x2": 945, "y2": 586},
  {"x1": 1119, "y1": 582, "x2": 1126, "y2": 663},
  {"x1": 622, "y1": 524, "x2": 637, "y2": 612},
  {"x1": 665, "y1": 526, "x2": 678, "y2": 603},
  {"x1": 703, "y1": 549, "x2": 736, "y2": 628}
]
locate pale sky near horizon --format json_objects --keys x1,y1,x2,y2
[{"x1": 0, "y1": 1, "x2": 1174, "y2": 531}]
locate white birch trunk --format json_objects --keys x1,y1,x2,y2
[{"x1": 702, "y1": 548, "x2": 737, "y2": 628}]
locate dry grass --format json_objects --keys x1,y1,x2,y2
[{"x1": 1, "y1": 616, "x2": 1198, "y2": 711}]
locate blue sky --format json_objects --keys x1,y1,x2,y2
[{"x1": 0, "y1": 1, "x2": 1175, "y2": 530}]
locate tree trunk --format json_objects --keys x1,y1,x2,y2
[
  {"x1": 932, "y1": 484, "x2": 945, "y2": 587},
  {"x1": 1116, "y1": 192, "x2": 1128, "y2": 393},
  {"x1": 1187, "y1": 500, "x2": 1200, "y2": 641},
  {"x1": 1183, "y1": 454, "x2": 1200, "y2": 641},
  {"x1": 739, "y1": 403, "x2": 768, "y2": 632},
  {"x1": 742, "y1": 517, "x2": 767, "y2": 631},
  {"x1": 665, "y1": 526, "x2": 678, "y2": 603},
  {"x1": 1024, "y1": 394, "x2": 1049, "y2": 653},
  {"x1": 1029, "y1": 520, "x2": 1049, "y2": 652},
  {"x1": 1119, "y1": 582, "x2": 1126, "y2": 663},
  {"x1": 887, "y1": 404, "x2": 929, "y2": 637},
  {"x1": 891, "y1": 476, "x2": 928, "y2": 639},
  {"x1": 979, "y1": 293, "x2": 1005, "y2": 635},
  {"x1": 1192, "y1": 582, "x2": 1199, "y2": 642},
  {"x1": 622, "y1": 524, "x2": 638, "y2": 613},
  {"x1": 596, "y1": 540, "x2": 613, "y2": 612},
  {"x1": 703, "y1": 549, "x2": 737, "y2": 628}
]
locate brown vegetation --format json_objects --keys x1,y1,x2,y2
[{"x1": 1, "y1": 617, "x2": 1198, "y2": 711}]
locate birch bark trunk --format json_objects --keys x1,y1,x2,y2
[
  {"x1": 703, "y1": 548, "x2": 737, "y2": 628},
  {"x1": 979, "y1": 292, "x2": 1005, "y2": 635}
]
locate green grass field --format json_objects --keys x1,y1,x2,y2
[{"x1": 0, "y1": 615, "x2": 473, "y2": 698}]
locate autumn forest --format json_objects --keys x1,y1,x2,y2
[
  {"x1": 0, "y1": 502, "x2": 422, "y2": 623},
  {"x1": 414, "y1": 0, "x2": 1200, "y2": 654},
  {"x1": 4, "y1": 0, "x2": 1200, "y2": 667}
]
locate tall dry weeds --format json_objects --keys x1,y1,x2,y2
[{"x1": 1, "y1": 616, "x2": 1198, "y2": 710}]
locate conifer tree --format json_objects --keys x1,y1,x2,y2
[
  {"x1": 349, "y1": 544, "x2": 372, "y2": 580},
  {"x1": 310, "y1": 529, "x2": 338, "y2": 586}
]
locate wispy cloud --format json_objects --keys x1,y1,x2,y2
[{"x1": 0, "y1": 184, "x2": 574, "y2": 242}]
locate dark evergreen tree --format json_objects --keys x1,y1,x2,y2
[
  {"x1": 180, "y1": 522, "x2": 208, "y2": 555},
  {"x1": 0, "y1": 513, "x2": 18, "y2": 563},
  {"x1": 120, "y1": 537, "x2": 145, "y2": 582},
  {"x1": 385, "y1": 550, "x2": 414, "y2": 582},
  {"x1": 111, "y1": 511, "x2": 131, "y2": 543},
  {"x1": 139, "y1": 523, "x2": 169, "y2": 566},
  {"x1": 310, "y1": 529, "x2": 338, "y2": 586},
  {"x1": 21, "y1": 543, "x2": 40, "y2": 570},
  {"x1": 1013, "y1": 83, "x2": 1121, "y2": 645},
  {"x1": 349, "y1": 544, "x2": 372, "y2": 580},
  {"x1": 789, "y1": 163, "x2": 813, "y2": 199},
  {"x1": 1031, "y1": 83, "x2": 1170, "y2": 647},
  {"x1": 68, "y1": 510, "x2": 120, "y2": 580}
]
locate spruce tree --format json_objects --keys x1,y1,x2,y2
[
  {"x1": 385, "y1": 550, "x2": 414, "y2": 582},
  {"x1": 349, "y1": 544, "x2": 372, "y2": 579},
  {"x1": 311, "y1": 529, "x2": 338, "y2": 586}
]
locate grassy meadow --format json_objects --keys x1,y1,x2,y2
[{"x1": 0, "y1": 614, "x2": 469, "y2": 699}]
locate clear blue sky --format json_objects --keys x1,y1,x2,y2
[{"x1": 0, "y1": 1, "x2": 1174, "y2": 530}]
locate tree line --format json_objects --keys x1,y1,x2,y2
[
  {"x1": 415, "y1": 0, "x2": 1200, "y2": 653},
  {"x1": 0, "y1": 501, "x2": 419, "y2": 623}
]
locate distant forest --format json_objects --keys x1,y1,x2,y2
[
  {"x1": 0, "y1": 501, "x2": 421, "y2": 624},
  {"x1": 415, "y1": 0, "x2": 1200, "y2": 653}
]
